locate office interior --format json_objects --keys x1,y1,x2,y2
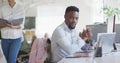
[{"x1": 0, "y1": 0, "x2": 120, "y2": 63}]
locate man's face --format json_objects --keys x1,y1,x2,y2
[{"x1": 65, "y1": 11, "x2": 79, "y2": 29}]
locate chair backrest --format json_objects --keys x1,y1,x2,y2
[
  {"x1": 29, "y1": 38, "x2": 47, "y2": 63},
  {"x1": 45, "y1": 38, "x2": 52, "y2": 63}
]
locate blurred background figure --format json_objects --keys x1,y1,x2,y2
[{"x1": 0, "y1": 0, "x2": 25, "y2": 63}]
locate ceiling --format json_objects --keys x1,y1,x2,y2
[
  {"x1": 0, "y1": 0, "x2": 120, "y2": 8},
  {"x1": 0, "y1": 0, "x2": 94, "y2": 7},
  {"x1": 1, "y1": 0, "x2": 120, "y2": 17}
]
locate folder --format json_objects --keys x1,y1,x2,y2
[{"x1": 0, "y1": 18, "x2": 23, "y2": 26}]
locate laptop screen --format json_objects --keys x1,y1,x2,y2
[{"x1": 97, "y1": 33, "x2": 116, "y2": 54}]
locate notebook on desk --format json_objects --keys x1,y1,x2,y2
[{"x1": 96, "y1": 33, "x2": 116, "y2": 54}]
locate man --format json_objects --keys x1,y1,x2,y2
[
  {"x1": 0, "y1": 0, "x2": 25, "y2": 63},
  {"x1": 51, "y1": 6, "x2": 92, "y2": 63}
]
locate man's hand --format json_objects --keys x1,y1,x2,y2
[
  {"x1": 79, "y1": 28, "x2": 92, "y2": 42},
  {"x1": 86, "y1": 28, "x2": 92, "y2": 41},
  {"x1": 80, "y1": 29, "x2": 87, "y2": 40}
]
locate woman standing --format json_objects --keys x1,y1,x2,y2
[{"x1": 0, "y1": 0, "x2": 25, "y2": 63}]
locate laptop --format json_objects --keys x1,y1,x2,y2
[{"x1": 96, "y1": 33, "x2": 116, "y2": 55}]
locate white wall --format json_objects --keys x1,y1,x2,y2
[
  {"x1": 76, "y1": 4, "x2": 92, "y2": 33},
  {"x1": 36, "y1": 5, "x2": 65, "y2": 37},
  {"x1": 25, "y1": 7, "x2": 37, "y2": 17}
]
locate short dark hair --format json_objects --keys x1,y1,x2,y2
[{"x1": 65, "y1": 6, "x2": 79, "y2": 14}]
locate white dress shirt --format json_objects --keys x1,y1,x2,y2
[
  {"x1": 0, "y1": 2, "x2": 25, "y2": 39},
  {"x1": 51, "y1": 22, "x2": 86, "y2": 63}
]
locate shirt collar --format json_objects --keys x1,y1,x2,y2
[
  {"x1": 63, "y1": 22, "x2": 75, "y2": 32},
  {"x1": 8, "y1": 2, "x2": 17, "y2": 9}
]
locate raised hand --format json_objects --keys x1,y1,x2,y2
[
  {"x1": 86, "y1": 28, "x2": 92, "y2": 41},
  {"x1": 79, "y1": 28, "x2": 92, "y2": 42}
]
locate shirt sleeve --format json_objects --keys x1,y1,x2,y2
[
  {"x1": 77, "y1": 36, "x2": 85, "y2": 47},
  {"x1": 78, "y1": 37, "x2": 92, "y2": 51}
]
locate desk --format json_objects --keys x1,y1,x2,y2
[
  {"x1": 58, "y1": 51, "x2": 120, "y2": 63},
  {"x1": 94, "y1": 51, "x2": 120, "y2": 63}
]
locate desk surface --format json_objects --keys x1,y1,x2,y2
[
  {"x1": 58, "y1": 51, "x2": 120, "y2": 63},
  {"x1": 58, "y1": 43, "x2": 120, "y2": 63}
]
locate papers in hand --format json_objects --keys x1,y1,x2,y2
[
  {"x1": 10, "y1": 18, "x2": 23, "y2": 25},
  {"x1": 0, "y1": 18, "x2": 23, "y2": 25},
  {"x1": 0, "y1": 19, "x2": 7, "y2": 25}
]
